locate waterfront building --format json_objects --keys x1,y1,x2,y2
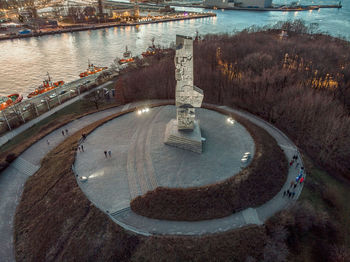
[{"x1": 203, "y1": 0, "x2": 272, "y2": 8}]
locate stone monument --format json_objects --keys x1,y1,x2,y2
[{"x1": 164, "y1": 35, "x2": 204, "y2": 153}]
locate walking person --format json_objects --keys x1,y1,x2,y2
[
  {"x1": 65, "y1": 129, "x2": 68, "y2": 135},
  {"x1": 290, "y1": 181, "x2": 295, "y2": 188},
  {"x1": 283, "y1": 190, "x2": 287, "y2": 197},
  {"x1": 78, "y1": 146, "x2": 81, "y2": 152},
  {"x1": 295, "y1": 162, "x2": 299, "y2": 169},
  {"x1": 81, "y1": 145, "x2": 84, "y2": 152},
  {"x1": 108, "y1": 150, "x2": 111, "y2": 158},
  {"x1": 299, "y1": 177, "x2": 304, "y2": 184},
  {"x1": 47, "y1": 139, "x2": 50, "y2": 146},
  {"x1": 104, "y1": 151, "x2": 107, "y2": 158},
  {"x1": 62, "y1": 130, "x2": 65, "y2": 136}
]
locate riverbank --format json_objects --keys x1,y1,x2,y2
[{"x1": 0, "y1": 12, "x2": 215, "y2": 42}]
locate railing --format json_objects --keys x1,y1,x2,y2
[{"x1": 0, "y1": 69, "x2": 118, "y2": 136}]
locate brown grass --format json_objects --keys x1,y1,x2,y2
[
  {"x1": 132, "y1": 225, "x2": 267, "y2": 262},
  {"x1": 130, "y1": 105, "x2": 288, "y2": 221}
]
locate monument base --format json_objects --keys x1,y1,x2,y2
[{"x1": 164, "y1": 119, "x2": 202, "y2": 154}]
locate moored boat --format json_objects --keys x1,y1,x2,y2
[
  {"x1": 142, "y1": 38, "x2": 157, "y2": 57},
  {"x1": 27, "y1": 73, "x2": 64, "y2": 98},
  {"x1": 0, "y1": 93, "x2": 23, "y2": 111},
  {"x1": 79, "y1": 60, "x2": 108, "y2": 78},
  {"x1": 119, "y1": 46, "x2": 135, "y2": 64}
]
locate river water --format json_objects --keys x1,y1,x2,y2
[{"x1": 0, "y1": 0, "x2": 349, "y2": 97}]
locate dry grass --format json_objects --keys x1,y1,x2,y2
[
  {"x1": 130, "y1": 105, "x2": 288, "y2": 221},
  {"x1": 132, "y1": 225, "x2": 267, "y2": 262}
]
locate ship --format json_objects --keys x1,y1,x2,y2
[
  {"x1": 79, "y1": 60, "x2": 108, "y2": 78},
  {"x1": 0, "y1": 93, "x2": 23, "y2": 111},
  {"x1": 142, "y1": 38, "x2": 157, "y2": 57},
  {"x1": 27, "y1": 73, "x2": 64, "y2": 98},
  {"x1": 119, "y1": 46, "x2": 135, "y2": 64}
]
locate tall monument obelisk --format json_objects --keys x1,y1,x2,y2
[{"x1": 164, "y1": 35, "x2": 204, "y2": 153}]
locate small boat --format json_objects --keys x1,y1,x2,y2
[
  {"x1": 79, "y1": 60, "x2": 108, "y2": 78},
  {"x1": 27, "y1": 73, "x2": 64, "y2": 98},
  {"x1": 119, "y1": 46, "x2": 135, "y2": 64},
  {"x1": 0, "y1": 93, "x2": 23, "y2": 111},
  {"x1": 142, "y1": 37, "x2": 157, "y2": 57}
]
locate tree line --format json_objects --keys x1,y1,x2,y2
[{"x1": 117, "y1": 21, "x2": 350, "y2": 181}]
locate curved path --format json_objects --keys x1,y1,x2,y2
[{"x1": 0, "y1": 100, "x2": 304, "y2": 261}]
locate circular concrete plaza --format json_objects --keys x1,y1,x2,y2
[{"x1": 74, "y1": 105, "x2": 255, "y2": 213}]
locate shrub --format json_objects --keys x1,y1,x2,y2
[{"x1": 5, "y1": 153, "x2": 16, "y2": 163}]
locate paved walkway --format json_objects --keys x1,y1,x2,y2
[
  {"x1": 0, "y1": 101, "x2": 304, "y2": 261},
  {"x1": 74, "y1": 106, "x2": 255, "y2": 212}
]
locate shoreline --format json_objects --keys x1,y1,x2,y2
[
  {"x1": 166, "y1": 2, "x2": 342, "y2": 11},
  {"x1": 0, "y1": 13, "x2": 215, "y2": 42}
]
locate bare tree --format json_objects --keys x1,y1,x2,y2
[{"x1": 84, "y1": 89, "x2": 104, "y2": 109}]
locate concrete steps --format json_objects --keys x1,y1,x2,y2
[
  {"x1": 164, "y1": 119, "x2": 202, "y2": 154},
  {"x1": 11, "y1": 157, "x2": 40, "y2": 177}
]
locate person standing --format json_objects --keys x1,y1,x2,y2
[
  {"x1": 47, "y1": 139, "x2": 50, "y2": 146},
  {"x1": 108, "y1": 150, "x2": 111, "y2": 158},
  {"x1": 104, "y1": 151, "x2": 107, "y2": 158},
  {"x1": 290, "y1": 181, "x2": 295, "y2": 188}
]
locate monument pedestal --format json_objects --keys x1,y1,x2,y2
[{"x1": 164, "y1": 119, "x2": 202, "y2": 154}]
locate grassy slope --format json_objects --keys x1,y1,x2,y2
[{"x1": 291, "y1": 155, "x2": 350, "y2": 261}]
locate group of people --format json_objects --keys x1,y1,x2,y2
[
  {"x1": 283, "y1": 153, "x2": 305, "y2": 199},
  {"x1": 289, "y1": 154, "x2": 299, "y2": 167},
  {"x1": 77, "y1": 133, "x2": 87, "y2": 152},
  {"x1": 104, "y1": 150, "x2": 112, "y2": 158},
  {"x1": 61, "y1": 129, "x2": 69, "y2": 136},
  {"x1": 78, "y1": 145, "x2": 85, "y2": 152}
]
